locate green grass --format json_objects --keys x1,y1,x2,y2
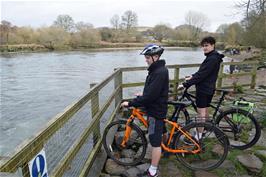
[
  {"x1": 227, "y1": 149, "x2": 248, "y2": 175},
  {"x1": 259, "y1": 111, "x2": 266, "y2": 128},
  {"x1": 233, "y1": 84, "x2": 245, "y2": 93},
  {"x1": 260, "y1": 163, "x2": 266, "y2": 177},
  {"x1": 250, "y1": 145, "x2": 266, "y2": 151},
  {"x1": 214, "y1": 168, "x2": 234, "y2": 177},
  {"x1": 261, "y1": 49, "x2": 266, "y2": 61},
  {"x1": 252, "y1": 145, "x2": 266, "y2": 162},
  {"x1": 227, "y1": 147, "x2": 266, "y2": 176},
  {"x1": 254, "y1": 152, "x2": 266, "y2": 162},
  {"x1": 227, "y1": 149, "x2": 243, "y2": 161}
]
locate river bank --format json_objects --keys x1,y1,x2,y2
[
  {"x1": 0, "y1": 42, "x2": 166, "y2": 53},
  {"x1": 224, "y1": 49, "x2": 262, "y2": 62},
  {"x1": 0, "y1": 41, "x2": 226, "y2": 53}
]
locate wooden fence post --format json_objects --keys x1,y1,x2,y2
[
  {"x1": 173, "y1": 67, "x2": 180, "y2": 99},
  {"x1": 217, "y1": 63, "x2": 224, "y2": 89},
  {"x1": 114, "y1": 69, "x2": 123, "y2": 106},
  {"x1": 21, "y1": 162, "x2": 30, "y2": 177},
  {"x1": 250, "y1": 64, "x2": 257, "y2": 89},
  {"x1": 90, "y1": 83, "x2": 100, "y2": 147}
]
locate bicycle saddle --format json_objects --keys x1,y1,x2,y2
[{"x1": 215, "y1": 89, "x2": 232, "y2": 94}]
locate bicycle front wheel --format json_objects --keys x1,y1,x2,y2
[
  {"x1": 174, "y1": 122, "x2": 229, "y2": 171},
  {"x1": 216, "y1": 108, "x2": 261, "y2": 150},
  {"x1": 102, "y1": 120, "x2": 147, "y2": 166}
]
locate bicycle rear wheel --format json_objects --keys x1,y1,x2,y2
[
  {"x1": 102, "y1": 120, "x2": 147, "y2": 166},
  {"x1": 216, "y1": 108, "x2": 261, "y2": 150},
  {"x1": 174, "y1": 122, "x2": 229, "y2": 171}
]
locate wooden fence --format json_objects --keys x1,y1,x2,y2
[{"x1": 0, "y1": 60, "x2": 258, "y2": 177}]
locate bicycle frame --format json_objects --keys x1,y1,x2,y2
[
  {"x1": 179, "y1": 88, "x2": 227, "y2": 120},
  {"x1": 122, "y1": 108, "x2": 201, "y2": 154},
  {"x1": 178, "y1": 88, "x2": 243, "y2": 135}
]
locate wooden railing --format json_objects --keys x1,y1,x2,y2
[
  {"x1": 121, "y1": 61, "x2": 258, "y2": 98},
  {"x1": 0, "y1": 69, "x2": 123, "y2": 177},
  {"x1": 0, "y1": 60, "x2": 258, "y2": 177}
]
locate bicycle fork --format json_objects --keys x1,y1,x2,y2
[{"x1": 121, "y1": 116, "x2": 134, "y2": 147}]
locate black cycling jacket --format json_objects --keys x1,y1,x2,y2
[
  {"x1": 128, "y1": 60, "x2": 169, "y2": 119},
  {"x1": 183, "y1": 50, "x2": 224, "y2": 95}
]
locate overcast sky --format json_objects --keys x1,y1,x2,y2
[{"x1": 1, "y1": 0, "x2": 244, "y2": 32}]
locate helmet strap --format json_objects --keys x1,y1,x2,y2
[
  {"x1": 151, "y1": 55, "x2": 160, "y2": 63},
  {"x1": 151, "y1": 55, "x2": 155, "y2": 63}
]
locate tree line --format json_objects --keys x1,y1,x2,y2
[{"x1": 0, "y1": 1, "x2": 265, "y2": 51}]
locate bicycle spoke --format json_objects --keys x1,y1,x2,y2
[
  {"x1": 103, "y1": 120, "x2": 147, "y2": 166},
  {"x1": 175, "y1": 122, "x2": 228, "y2": 171},
  {"x1": 217, "y1": 109, "x2": 260, "y2": 149}
]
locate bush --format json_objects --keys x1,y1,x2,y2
[
  {"x1": 224, "y1": 45, "x2": 250, "y2": 51},
  {"x1": 233, "y1": 83, "x2": 244, "y2": 93},
  {"x1": 0, "y1": 44, "x2": 48, "y2": 52},
  {"x1": 165, "y1": 40, "x2": 199, "y2": 47}
]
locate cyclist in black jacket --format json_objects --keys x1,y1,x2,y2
[
  {"x1": 179, "y1": 36, "x2": 224, "y2": 139},
  {"x1": 121, "y1": 44, "x2": 169, "y2": 177}
]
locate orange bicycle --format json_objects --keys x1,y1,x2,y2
[{"x1": 103, "y1": 102, "x2": 229, "y2": 171}]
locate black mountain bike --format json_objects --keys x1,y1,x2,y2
[{"x1": 171, "y1": 88, "x2": 261, "y2": 150}]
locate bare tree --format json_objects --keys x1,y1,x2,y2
[
  {"x1": 121, "y1": 10, "x2": 138, "y2": 32},
  {"x1": 16, "y1": 27, "x2": 35, "y2": 44},
  {"x1": 36, "y1": 26, "x2": 70, "y2": 49},
  {"x1": 152, "y1": 24, "x2": 172, "y2": 42},
  {"x1": 226, "y1": 22, "x2": 243, "y2": 45},
  {"x1": 75, "y1": 22, "x2": 93, "y2": 31},
  {"x1": 216, "y1": 24, "x2": 229, "y2": 42},
  {"x1": 53, "y1": 14, "x2": 75, "y2": 32},
  {"x1": 236, "y1": 0, "x2": 265, "y2": 20},
  {"x1": 0, "y1": 20, "x2": 12, "y2": 44},
  {"x1": 236, "y1": 0, "x2": 266, "y2": 47},
  {"x1": 110, "y1": 14, "x2": 120, "y2": 30},
  {"x1": 185, "y1": 11, "x2": 210, "y2": 41}
]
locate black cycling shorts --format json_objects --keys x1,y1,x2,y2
[
  {"x1": 196, "y1": 91, "x2": 214, "y2": 108},
  {"x1": 148, "y1": 116, "x2": 166, "y2": 147}
]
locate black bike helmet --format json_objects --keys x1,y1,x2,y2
[{"x1": 140, "y1": 44, "x2": 164, "y2": 56}]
